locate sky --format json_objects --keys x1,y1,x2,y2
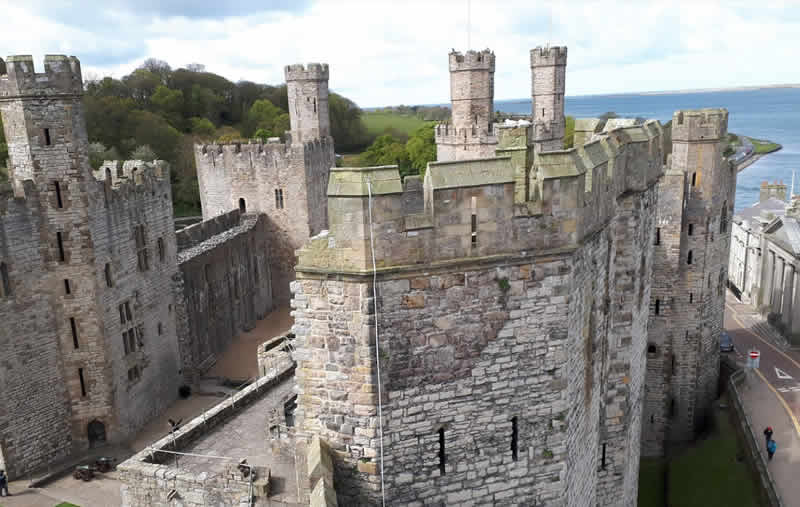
[{"x1": 1, "y1": 0, "x2": 799, "y2": 108}]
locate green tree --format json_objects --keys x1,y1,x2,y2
[
  {"x1": 243, "y1": 99, "x2": 287, "y2": 138},
  {"x1": 126, "y1": 111, "x2": 181, "y2": 161},
  {"x1": 563, "y1": 116, "x2": 575, "y2": 149},
  {"x1": 405, "y1": 124, "x2": 436, "y2": 177},
  {"x1": 131, "y1": 145, "x2": 157, "y2": 161},
  {"x1": 190, "y1": 117, "x2": 216, "y2": 139},
  {"x1": 329, "y1": 93, "x2": 369, "y2": 152},
  {"x1": 123, "y1": 69, "x2": 161, "y2": 105},
  {"x1": 151, "y1": 85, "x2": 184, "y2": 127},
  {"x1": 360, "y1": 135, "x2": 410, "y2": 176}
]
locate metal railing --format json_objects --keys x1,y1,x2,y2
[{"x1": 728, "y1": 368, "x2": 786, "y2": 507}]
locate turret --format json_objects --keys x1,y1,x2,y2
[
  {"x1": 435, "y1": 49, "x2": 498, "y2": 162},
  {"x1": 530, "y1": 46, "x2": 567, "y2": 152},
  {"x1": 285, "y1": 63, "x2": 330, "y2": 145}
]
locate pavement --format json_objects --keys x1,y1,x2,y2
[{"x1": 725, "y1": 291, "x2": 800, "y2": 506}]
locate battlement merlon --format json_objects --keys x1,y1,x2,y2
[
  {"x1": 0, "y1": 55, "x2": 83, "y2": 98},
  {"x1": 449, "y1": 49, "x2": 495, "y2": 72},
  {"x1": 530, "y1": 46, "x2": 568, "y2": 67},
  {"x1": 671, "y1": 108, "x2": 728, "y2": 142},
  {"x1": 284, "y1": 63, "x2": 329, "y2": 82}
]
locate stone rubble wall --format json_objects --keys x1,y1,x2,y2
[{"x1": 175, "y1": 213, "x2": 273, "y2": 382}]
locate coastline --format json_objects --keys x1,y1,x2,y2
[{"x1": 734, "y1": 145, "x2": 782, "y2": 173}]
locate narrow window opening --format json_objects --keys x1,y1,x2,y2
[
  {"x1": 313, "y1": 98, "x2": 317, "y2": 113},
  {"x1": 511, "y1": 417, "x2": 518, "y2": 461},
  {"x1": 119, "y1": 304, "x2": 126, "y2": 324},
  {"x1": 438, "y1": 428, "x2": 446, "y2": 475},
  {"x1": 64, "y1": 278, "x2": 71, "y2": 295},
  {"x1": 125, "y1": 301, "x2": 132, "y2": 322},
  {"x1": 158, "y1": 322, "x2": 163, "y2": 336},
  {"x1": 601, "y1": 443, "x2": 607, "y2": 470},
  {"x1": 44, "y1": 128, "x2": 51, "y2": 146},
  {"x1": 79, "y1": 368, "x2": 87, "y2": 396},
  {"x1": 135, "y1": 225, "x2": 149, "y2": 271},
  {"x1": 239, "y1": 198, "x2": 246, "y2": 213},
  {"x1": 650, "y1": 414, "x2": 654, "y2": 424},
  {"x1": 689, "y1": 292, "x2": 693, "y2": 303},
  {"x1": 105, "y1": 263, "x2": 113, "y2": 287},
  {"x1": 691, "y1": 172, "x2": 697, "y2": 187},
  {"x1": 0, "y1": 262, "x2": 9, "y2": 298},
  {"x1": 57, "y1": 232, "x2": 66, "y2": 262},
  {"x1": 54, "y1": 181, "x2": 63, "y2": 208},
  {"x1": 670, "y1": 398, "x2": 676, "y2": 417},
  {"x1": 70, "y1": 317, "x2": 79, "y2": 349},
  {"x1": 655, "y1": 299, "x2": 661, "y2": 315},
  {"x1": 688, "y1": 223, "x2": 694, "y2": 236},
  {"x1": 471, "y1": 214, "x2": 477, "y2": 246},
  {"x1": 687, "y1": 250, "x2": 693, "y2": 265},
  {"x1": 655, "y1": 228, "x2": 660, "y2": 245},
  {"x1": 157, "y1": 237, "x2": 165, "y2": 262},
  {"x1": 671, "y1": 354, "x2": 676, "y2": 375},
  {"x1": 279, "y1": 189, "x2": 284, "y2": 209},
  {"x1": 541, "y1": 108, "x2": 545, "y2": 118},
  {"x1": 647, "y1": 344, "x2": 657, "y2": 354},
  {"x1": 720, "y1": 201, "x2": 728, "y2": 233}
]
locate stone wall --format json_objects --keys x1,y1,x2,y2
[
  {"x1": 0, "y1": 56, "x2": 185, "y2": 477},
  {"x1": 0, "y1": 182, "x2": 73, "y2": 478},
  {"x1": 291, "y1": 119, "x2": 664, "y2": 503},
  {"x1": 175, "y1": 212, "x2": 273, "y2": 381},
  {"x1": 118, "y1": 347, "x2": 296, "y2": 507},
  {"x1": 194, "y1": 62, "x2": 335, "y2": 304},
  {"x1": 91, "y1": 160, "x2": 182, "y2": 440}
]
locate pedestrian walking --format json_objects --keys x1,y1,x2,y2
[
  {"x1": 0, "y1": 469, "x2": 9, "y2": 497},
  {"x1": 767, "y1": 438, "x2": 777, "y2": 461},
  {"x1": 764, "y1": 426, "x2": 774, "y2": 445}
]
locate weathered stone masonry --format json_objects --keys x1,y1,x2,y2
[
  {"x1": 0, "y1": 55, "x2": 183, "y2": 478},
  {"x1": 195, "y1": 64, "x2": 334, "y2": 304},
  {"x1": 291, "y1": 105, "x2": 666, "y2": 504}
]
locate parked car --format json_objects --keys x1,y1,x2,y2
[{"x1": 720, "y1": 331, "x2": 734, "y2": 352}]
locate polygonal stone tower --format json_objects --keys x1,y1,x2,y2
[
  {"x1": 435, "y1": 49, "x2": 498, "y2": 161},
  {"x1": 285, "y1": 63, "x2": 330, "y2": 145},
  {"x1": 643, "y1": 109, "x2": 735, "y2": 456},
  {"x1": 530, "y1": 46, "x2": 567, "y2": 152},
  {"x1": 0, "y1": 55, "x2": 115, "y2": 473}
]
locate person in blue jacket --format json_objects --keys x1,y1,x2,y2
[
  {"x1": 767, "y1": 438, "x2": 777, "y2": 461},
  {"x1": 0, "y1": 469, "x2": 9, "y2": 496}
]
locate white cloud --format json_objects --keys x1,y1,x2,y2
[{"x1": 1, "y1": 0, "x2": 798, "y2": 106}]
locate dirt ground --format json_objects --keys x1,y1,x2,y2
[{"x1": 208, "y1": 305, "x2": 293, "y2": 379}]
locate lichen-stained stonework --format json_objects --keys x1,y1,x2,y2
[{"x1": 291, "y1": 103, "x2": 666, "y2": 504}]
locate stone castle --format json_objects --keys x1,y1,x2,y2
[{"x1": 0, "y1": 44, "x2": 734, "y2": 507}]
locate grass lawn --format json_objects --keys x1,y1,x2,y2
[
  {"x1": 362, "y1": 112, "x2": 431, "y2": 138},
  {"x1": 668, "y1": 405, "x2": 764, "y2": 507},
  {"x1": 749, "y1": 137, "x2": 782, "y2": 154},
  {"x1": 638, "y1": 458, "x2": 666, "y2": 507}
]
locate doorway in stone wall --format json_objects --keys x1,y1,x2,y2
[{"x1": 87, "y1": 420, "x2": 107, "y2": 448}]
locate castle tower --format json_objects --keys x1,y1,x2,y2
[
  {"x1": 0, "y1": 55, "x2": 116, "y2": 473},
  {"x1": 285, "y1": 63, "x2": 330, "y2": 144},
  {"x1": 194, "y1": 63, "x2": 336, "y2": 302},
  {"x1": 530, "y1": 46, "x2": 567, "y2": 152},
  {"x1": 435, "y1": 49, "x2": 498, "y2": 161},
  {"x1": 643, "y1": 109, "x2": 735, "y2": 455},
  {"x1": 1, "y1": 56, "x2": 183, "y2": 478}
]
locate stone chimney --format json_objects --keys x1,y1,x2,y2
[{"x1": 760, "y1": 181, "x2": 787, "y2": 203}]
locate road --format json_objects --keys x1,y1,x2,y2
[{"x1": 725, "y1": 293, "x2": 800, "y2": 433}]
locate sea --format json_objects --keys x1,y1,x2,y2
[{"x1": 495, "y1": 88, "x2": 800, "y2": 213}]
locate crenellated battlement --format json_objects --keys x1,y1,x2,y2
[
  {"x1": 449, "y1": 49, "x2": 495, "y2": 72},
  {"x1": 94, "y1": 160, "x2": 169, "y2": 187},
  {"x1": 0, "y1": 55, "x2": 83, "y2": 99},
  {"x1": 530, "y1": 46, "x2": 568, "y2": 67},
  {"x1": 284, "y1": 63, "x2": 329, "y2": 81},
  {"x1": 297, "y1": 119, "x2": 666, "y2": 274},
  {"x1": 434, "y1": 123, "x2": 498, "y2": 145},
  {"x1": 671, "y1": 108, "x2": 728, "y2": 142}
]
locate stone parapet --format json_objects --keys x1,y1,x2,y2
[
  {"x1": 448, "y1": 49, "x2": 495, "y2": 72},
  {"x1": 0, "y1": 55, "x2": 83, "y2": 98},
  {"x1": 671, "y1": 108, "x2": 728, "y2": 142},
  {"x1": 530, "y1": 46, "x2": 568, "y2": 67},
  {"x1": 285, "y1": 63, "x2": 329, "y2": 81}
]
